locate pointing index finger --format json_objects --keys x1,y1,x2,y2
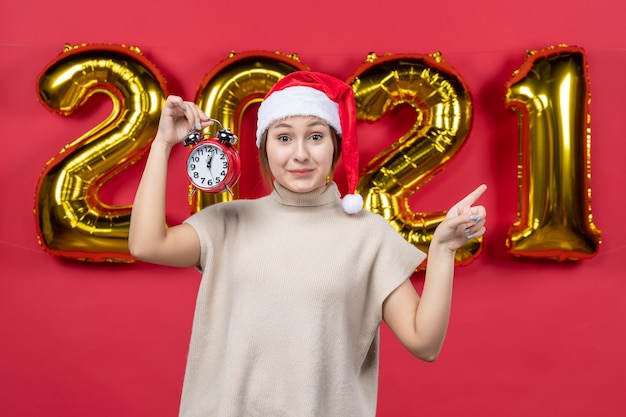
[{"x1": 457, "y1": 184, "x2": 487, "y2": 207}]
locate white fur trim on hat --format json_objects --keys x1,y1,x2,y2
[{"x1": 256, "y1": 86, "x2": 341, "y2": 147}]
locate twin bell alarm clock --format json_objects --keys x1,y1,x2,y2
[{"x1": 183, "y1": 119, "x2": 241, "y2": 196}]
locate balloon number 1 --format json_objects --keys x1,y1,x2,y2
[
  {"x1": 34, "y1": 43, "x2": 601, "y2": 264},
  {"x1": 505, "y1": 45, "x2": 601, "y2": 260}
]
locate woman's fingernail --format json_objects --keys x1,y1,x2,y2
[
  {"x1": 195, "y1": 122, "x2": 202, "y2": 130},
  {"x1": 470, "y1": 214, "x2": 480, "y2": 222},
  {"x1": 182, "y1": 102, "x2": 187, "y2": 111}
]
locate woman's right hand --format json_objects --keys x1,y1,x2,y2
[
  {"x1": 154, "y1": 95, "x2": 214, "y2": 148},
  {"x1": 129, "y1": 94, "x2": 209, "y2": 267}
]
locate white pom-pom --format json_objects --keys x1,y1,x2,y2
[{"x1": 342, "y1": 193, "x2": 363, "y2": 214}]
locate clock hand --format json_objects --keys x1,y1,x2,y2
[{"x1": 205, "y1": 156, "x2": 215, "y2": 181}]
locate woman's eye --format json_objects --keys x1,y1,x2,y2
[
  {"x1": 277, "y1": 135, "x2": 290, "y2": 142},
  {"x1": 309, "y1": 133, "x2": 323, "y2": 141}
]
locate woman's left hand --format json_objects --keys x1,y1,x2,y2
[{"x1": 432, "y1": 184, "x2": 488, "y2": 253}]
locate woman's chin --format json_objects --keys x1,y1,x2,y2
[{"x1": 280, "y1": 179, "x2": 325, "y2": 193}]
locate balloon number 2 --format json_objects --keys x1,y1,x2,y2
[
  {"x1": 35, "y1": 43, "x2": 168, "y2": 263},
  {"x1": 34, "y1": 43, "x2": 601, "y2": 264}
]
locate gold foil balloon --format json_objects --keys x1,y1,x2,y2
[
  {"x1": 349, "y1": 53, "x2": 476, "y2": 269},
  {"x1": 35, "y1": 43, "x2": 168, "y2": 262},
  {"x1": 505, "y1": 45, "x2": 601, "y2": 261},
  {"x1": 191, "y1": 50, "x2": 309, "y2": 212}
]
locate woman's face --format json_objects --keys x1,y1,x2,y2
[{"x1": 265, "y1": 116, "x2": 335, "y2": 193}]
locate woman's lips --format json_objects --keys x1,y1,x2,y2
[{"x1": 289, "y1": 169, "x2": 313, "y2": 177}]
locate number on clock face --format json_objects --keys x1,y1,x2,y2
[{"x1": 187, "y1": 144, "x2": 229, "y2": 188}]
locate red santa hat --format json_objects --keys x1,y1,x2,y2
[{"x1": 256, "y1": 71, "x2": 363, "y2": 214}]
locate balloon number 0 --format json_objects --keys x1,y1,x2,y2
[{"x1": 34, "y1": 43, "x2": 601, "y2": 264}]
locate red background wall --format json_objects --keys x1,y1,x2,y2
[{"x1": 1, "y1": 0, "x2": 625, "y2": 416}]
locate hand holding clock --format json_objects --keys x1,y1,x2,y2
[
  {"x1": 154, "y1": 95, "x2": 214, "y2": 148},
  {"x1": 149, "y1": 95, "x2": 241, "y2": 194}
]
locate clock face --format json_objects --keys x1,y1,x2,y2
[{"x1": 186, "y1": 143, "x2": 230, "y2": 190}]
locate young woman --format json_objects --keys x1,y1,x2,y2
[{"x1": 129, "y1": 71, "x2": 487, "y2": 416}]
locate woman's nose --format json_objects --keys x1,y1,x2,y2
[{"x1": 293, "y1": 139, "x2": 309, "y2": 161}]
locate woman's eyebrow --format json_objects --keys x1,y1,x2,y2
[
  {"x1": 307, "y1": 120, "x2": 327, "y2": 128},
  {"x1": 271, "y1": 119, "x2": 327, "y2": 130},
  {"x1": 272, "y1": 122, "x2": 294, "y2": 130}
]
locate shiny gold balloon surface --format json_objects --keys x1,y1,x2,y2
[
  {"x1": 35, "y1": 43, "x2": 167, "y2": 262},
  {"x1": 191, "y1": 51, "x2": 308, "y2": 212},
  {"x1": 505, "y1": 45, "x2": 601, "y2": 261},
  {"x1": 349, "y1": 53, "x2": 477, "y2": 269}
]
